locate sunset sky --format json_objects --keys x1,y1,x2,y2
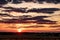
[{"x1": 0, "y1": 0, "x2": 60, "y2": 32}]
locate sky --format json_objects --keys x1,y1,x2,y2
[{"x1": 0, "y1": 0, "x2": 60, "y2": 32}]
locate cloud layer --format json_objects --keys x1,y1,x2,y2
[{"x1": 0, "y1": 0, "x2": 60, "y2": 32}]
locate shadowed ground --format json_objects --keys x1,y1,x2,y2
[{"x1": 0, "y1": 32, "x2": 60, "y2": 40}]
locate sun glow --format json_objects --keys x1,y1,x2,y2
[
  {"x1": 17, "y1": 28, "x2": 25, "y2": 32},
  {"x1": 17, "y1": 28, "x2": 22, "y2": 32}
]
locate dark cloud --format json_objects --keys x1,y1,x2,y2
[
  {"x1": 1, "y1": 7, "x2": 14, "y2": 9},
  {"x1": 1, "y1": 19, "x2": 20, "y2": 23},
  {"x1": 23, "y1": 0, "x2": 33, "y2": 2},
  {"x1": 0, "y1": 0, "x2": 60, "y2": 5},
  {"x1": 49, "y1": 25, "x2": 60, "y2": 28},
  {"x1": 37, "y1": 0, "x2": 60, "y2": 4},
  {"x1": 27, "y1": 8, "x2": 60, "y2": 14},
  {"x1": 45, "y1": 0, "x2": 60, "y2": 4},
  {"x1": 22, "y1": 16, "x2": 50, "y2": 20},
  {"x1": 21, "y1": 16, "x2": 57, "y2": 24},
  {"x1": 0, "y1": 15, "x2": 32, "y2": 23},
  {"x1": 0, "y1": 0, "x2": 8, "y2": 5},
  {"x1": 2, "y1": 7, "x2": 27, "y2": 13},
  {"x1": 0, "y1": 15, "x2": 57, "y2": 24},
  {"x1": 2, "y1": 7, "x2": 60, "y2": 14},
  {"x1": 37, "y1": 20, "x2": 56, "y2": 24},
  {"x1": 11, "y1": 0, "x2": 22, "y2": 4},
  {"x1": 0, "y1": 14, "x2": 12, "y2": 17},
  {"x1": 9, "y1": 0, "x2": 60, "y2": 4}
]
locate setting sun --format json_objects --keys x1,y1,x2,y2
[
  {"x1": 17, "y1": 29, "x2": 22, "y2": 32},
  {"x1": 17, "y1": 28, "x2": 25, "y2": 32}
]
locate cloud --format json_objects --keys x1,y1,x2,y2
[
  {"x1": 0, "y1": 1, "x2": 60, "y2": 24},
  {"x1": 3, "y1": 2, "x2": 60, "y2": 8},
  {"x1": 27, "y1": 8, "x2": 60, "y2": 13},
  {"x1": 0, "y1": 0, "x2": 8, "y2": 5},
  {"x1": 1, "y1": 0, "x2": 60, "y2": 4},
  {"x1": 0, "y1": 7, "x2": 59, "y2": 24},
  {"x1": 2, "y1": 6, "x2": 60, "y2": 13}
]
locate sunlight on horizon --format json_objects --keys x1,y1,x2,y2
[{"x1": 17, "y1": 28, "x2": 25, "y2": 32}]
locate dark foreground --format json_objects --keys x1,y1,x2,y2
[{"x1": 0, "y1": 32, "x2": 60, "y2": 40}]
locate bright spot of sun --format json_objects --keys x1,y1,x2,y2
[
  {"x1": 18, "y1": 29, "x2": 22, "y2": 32},
  {"x1": 17, "y1": 28, "x2": 25, "y2": 32}
]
